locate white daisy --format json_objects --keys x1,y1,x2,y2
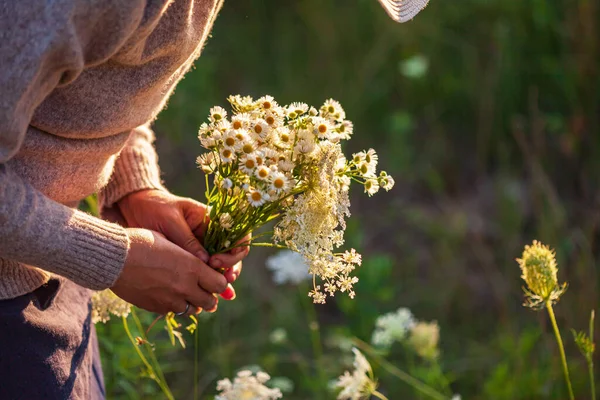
[
  {"x1": 247, "y1": 189, "x2": 270, "y2": 207},
  {"x1": 335, "y1": 348, "x2": 377, "y2": 400},
  {"x1": 379, "y1": 172, "x2": 395, "y2": 191},
  {"x1": 239, "y1": 154, "x2": 258, "y2": 175},
  {"x1": 258, "y1": 95, "x2": 278, "y2": 111},
  {"x1": 251, "y1": 119, "x2": 270, "y2": 140},
  {"x1": 312, "y1": 117, "x2": 334, "y2": 140},
  {"x1": 294, "y1": 139, "x2": 315, "y2": 155},
  {"x1": 364, "y1": 178, "x2": 380, "y2": 196},
  {"x1": 321, "y1": 98, "x2": 346, "y2": 121},
  {"x1": 222, "y1": 130, "x2": 238, "y2": 149},
  {"x1": 337, "y1": 120, "x2": 354, "y2": 140},
  {"x1": 269, "y1": 172, "x2": 291, "y2": 193},
  {"x1": 220, "y1": 147, "x2": 235, "y2": 164},
  {"x1": 255, "y1": 165, "x2": 271, "y2": 181},
  {"x1": 288, "y1": 102, "x2": 308, "y2": 117},
  {"x1": 209, "y1": 106, "x2": 227, "y2": 123}
]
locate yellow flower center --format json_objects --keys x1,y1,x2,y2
[
  {"x1": 222, "y1": 149, "x2": 232, "y2": 158},
  {"x1": 273, "y1": 178, "x2": 285, "y2": 189},
  {"x1": 213, "y1": 114, "x2": 222, "y2": 121},
  {"x1": 258, "y1": 169, "x2": 269, "y2": 178},
  {"x1": 328, "y1": 105, "x2": 335, "y2": 113},
  {"x1": 263, "y1": 101, "x2": 272, "y2": 109},
  {"x1": 254, "y1": 125, "x2": 263, "y2": 134},
  {"x1": 281, "y1": 133, "x2": 290, "y2": 143},
  {"x1": 266, "y1": 116, "x2": 275, "y2": 125},
  {"x1": 251, "y1": 191, "x2": 262, "y2": 201},
  {"x1": 360, "y1": 163, "x2": 369, "y2": 174},
  {"x1": 225, "y1": 137, "x2": 236, "y2": 147},
  {"x1": 245, "y1": 159, "x2": 255, "y2": 169},
  {"x1": 318, "y1": 124, "x2": 327, "y2": 134},
  {"x1": 233, "y1": 121, "x2": 242, "y2": 130},
  {"x1": 242, "y1": 143, "x2": 254, "y2": 154}
]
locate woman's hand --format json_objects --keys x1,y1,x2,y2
[
  {"x1": 116, "y1": 189, "x2": 250, "y2": 300},
  {"x1": 112, "y1": 228, "x2": 227, "y2": 315}
]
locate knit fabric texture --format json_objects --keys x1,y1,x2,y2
[{"x1": 0, "y1": 0, "x2": 224, "y2": 299}]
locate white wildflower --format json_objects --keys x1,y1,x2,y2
[
  {"x1": 215, "y1": 370, "x2": 282, "y2": 400},
  {"x1": 269, "y1": 172, "x2": 291, "y2": 194},
  {"x1": 255, "y1": 165, "x2": 271, "y2": 181},
  {"x1": 219, "y1": 213, "x2": 234, "y2": 230},
  {"x1": 240, "y1": 154, "x2": 258, "y2": 175},
  {"x1": 364, "y1": 178, "x2": 380, "y2": 196},
  {"x1": 247, "y1": 189, "x2": 270, "y2": 207},
  {"x1": 379, "y1": 172, "x2": 395, "y2": 191},
  {"x1": 220, "y1": 147, "x2": 235, "y2": 163},
  {"x1": 371, "y1": 308, "x2": 416, "y2": 349},
  {"x1": 209, "y1": 106, "x2": 227, "y2": 123},
  {"x1": 266, "y1": 250, "x2": 311, "y2": 285},
  {"x1": 336, "y1": 348, "x2": 377, "y2": 400},
  {"x1": 91, "y1": 290, "x2": 131, "y2": 324}
]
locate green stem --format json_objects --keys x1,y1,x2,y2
[
  {"x1": 353, "y1": 339, "x2": 450, "y2": 400},
  {"x1": 589, "y1": 310, "x2": 596, "y2": 400},
  {"x1": 546, "y1": 302, "x2": 575, "y2": 400},
  {"x1": 372, "y1": 390, "x2": 390, "y2": 400},
  {"x1": 131, "y1": 309, "x2": 170, "y2": 388},
  {"x1": 194, "y1": 322, "x2": 199, "y2": 400},
  {"x1": 300, "y1": 287, "x2": 327, "y2": 399},
  {"x1": 122, "y1": 316, "x2": 174, "y2": 400}
]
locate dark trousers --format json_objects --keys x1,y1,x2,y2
[{"x1": 0, "y1": 277, "x2": 105, "y2": 399}]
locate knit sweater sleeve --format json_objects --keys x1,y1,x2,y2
[
  {"x1": 0, "y1": 1, "x2": 148, "y2": 290},
  {"x1": 98, "y1": 124, "x2": 167, "y2": 209}
]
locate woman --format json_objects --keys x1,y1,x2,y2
[{"x1": 0, "y1": 0, "x2": 425, "y2": 398}]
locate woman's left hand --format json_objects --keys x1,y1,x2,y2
[{"x1": 116, "y1": 189, "x2": 250, "y2": 298}]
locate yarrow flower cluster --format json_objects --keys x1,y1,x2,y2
[
  {"x1": 371, "y1": 308, "x2": 440, "y2": 361},
  {"x1": 517, "y1": 240, "x2": 567, "y2": 309},
  {"x1": 197, "y1": 95, "x2": 394, "y2": 303},
  {"x1": 216, "y1": 370, "x2": 282, "y2": 400},
  {"x1": 91, "y1": 290, "x2": 131, "y2": 323},
  {"x1": 335, "y1": 348, "x2": 378, "y2": 400}
]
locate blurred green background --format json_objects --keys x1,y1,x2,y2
[{"x1": 97, "y1": 0, "x2": 600, "y2": 398}]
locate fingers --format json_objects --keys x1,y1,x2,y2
[
  {"x1": 180, "y1": 199, "x2": 210, "y2": 242},
  {"x1": 185, "y1": 289, "x2": 219, "y2": 312},
  {"x1": 219, "y1": 283, "x2": 236, "y2": 300},
  {"x1": 162, "y1": 212, "x2": 210, "y2": 263},
  {"x1": 195, "y1": 263, "x2": 228, "y2": 294},
  {"x1": 209, "y1": 234, "x2": 250, "y2": 269},
  {"x1": 223, "y1": 261, "x2": 243, "y2": 283}
]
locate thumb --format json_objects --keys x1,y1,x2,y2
[{"x1": 163, "y1": 214, "x2": 210, "y2": 263}]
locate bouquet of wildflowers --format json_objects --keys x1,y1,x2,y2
[{"x1": 197, "y1": 95, "x2": 394, "y2": 303}]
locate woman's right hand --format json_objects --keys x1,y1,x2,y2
[{"x1": 111, "y1": 228, "x2": 228, "y2": 315}]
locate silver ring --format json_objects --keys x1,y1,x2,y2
[{"x1": 175, "y1": 302, "x2": 190, "y2": 316}]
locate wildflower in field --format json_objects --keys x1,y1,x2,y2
[
  {"x1": 407, "y1": 321, "x2": 440, "y2": 361},
  {"x1": 371, "y1": 308, "x2": 416, "y2": 349},
  {"x1": 517, "y1": 240, "x2": 567, "y2": 309},
  {"x1": 197, "y1": 95, "x2": 394, "y2": 303},
  {"x1": 266, "y1": 250, "x2": 311, "y2": 285},
  {"x1": 336, "y1": 348, "x2": 378, "y2": 400},
  {"x1": 517, "y1": 240, "x2": 575, "y2": 400},
  {"x1": 216, "y1": 370, "x2": 282, "y2": 400},
  {"x1": 91, "y1": 290, "x2": 131, "y2": 323}
]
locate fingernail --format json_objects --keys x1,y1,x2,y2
[
  {"x1": 220, "y1": 284, "x2": 236, "y2": 300},
  {"x1": 198, "y1": 251, "x2": 210, "y2": 263},
  {"x1": 212, "y1": 259, "x2": 222, "y2": 268},
  {"x1": 224, "y1": 269, "x2": 236, "y2": 283}
]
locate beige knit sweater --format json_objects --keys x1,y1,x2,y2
[{"x1": 0, "y1": 0, "x2": 223, "y2": 299}]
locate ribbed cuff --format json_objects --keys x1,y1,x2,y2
[
  {"x1": 52, "y1": 211, "x2": 130, "y2": 290},
  {"x1": 99, "y1": 146, "x2": 166, "y2": 209}
]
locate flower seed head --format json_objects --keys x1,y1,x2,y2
[{"x1": 517, "y1": 240, "x2": 567, "y2": 309}]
